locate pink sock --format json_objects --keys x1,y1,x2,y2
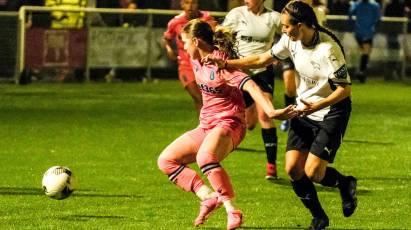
[
  {"x1": 197, "y1": 152, "x2": 235, "y2": 202},
  {"x1": 158, "y1": 158, "x2": 204, "y2": 193}
]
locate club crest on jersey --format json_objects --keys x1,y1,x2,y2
[
  {"x1": 310, "y1": 61, "x2": 320, "y2": 70},
  {"x1": 210, "y1": 70, "x2": 215, "y2": 80},
  {"x1": 334, "y1": 64, "x2": 348, "y2": 79}
]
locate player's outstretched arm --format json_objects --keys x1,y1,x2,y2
[
  {"x1": 203, "y1": 50, "x2": 275, "y2": 70},
  {"x1": 242, "y1": 79, "x2": 297, "y2": 120}
]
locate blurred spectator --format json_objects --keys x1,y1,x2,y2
[
  {"x1": 45, "y1": 0, "x2": 86, "y2": 29},
  {"x1": 384, "y1": 0, "x2": 409, "y2": 80},
  {"x1": 329, "y1": 0, "x2": 350, "y2": 15},
  {"x1": 349, "y1": 0, "x2": 381, "y2": 83}
]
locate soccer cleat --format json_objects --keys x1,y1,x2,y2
[
  {"x1": 280, "y1": 120, "x2": 290, "y2": 132},
  {"x1": 194, "y1": 196, "x2": 222, "y2": 226},
  {"x1": 265, "y1": 163, "x2": 278, "y2": 180},
  {"x1": 307, "y1": 215, "x2": 329, "y2": 230},
  {"x1": 340, "y1": 176, "x2": 358, "y2": 217},
  {"x1": 227, "y1": 210, "x2": 243, "y2": 230}
]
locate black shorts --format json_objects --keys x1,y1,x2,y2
[
  {"x1": 243, "y1": 65, "x2": 274, "y2": 108},
  {"x1": 286, "y1": 99, "x2": 351, "y2": 163},
  {"x1": 282, "y1": 58, "x2": 295, "y2": 71}
]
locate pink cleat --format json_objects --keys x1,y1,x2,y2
[
  {"x1": 194, "y1": 196, "x2": 222, "y2": 226},
  {"x1": 227, "y1": 210, "x2": 243, "y2": 230}
]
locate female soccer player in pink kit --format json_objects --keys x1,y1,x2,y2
[
  {"x1": 163, "y1": 0, "x2": 216, "y2": 113},
  {"x1": 158, "y1": 19, "x2": 296, "y2": 229}
]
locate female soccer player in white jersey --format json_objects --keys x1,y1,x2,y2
[
  {"x1": 157, "y1": 19, "x2": 296, "y2": 230},
  {"x1": 204, "y1": 1, "x2": 357, "y2": 229},
  {"x1": 222, "y1": 0, "x2": 297, "y2": 179}
]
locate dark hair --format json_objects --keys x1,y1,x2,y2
[
  {"x1": 282, "y1": 0, "x2": 345, "y2": 56},
  {"x1": 182, "y1": 19, "x2": 238, "y2": 58}
]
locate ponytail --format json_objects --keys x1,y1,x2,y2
[
  {"x1": 182, "y1": 19, "x2": 239, "y2": 58},
  {"x1": 316, "y1": 25, "x2": 345, "y2": 57},
  {"x1": 213, "y1": 26, "x2": 239, "y2": 58}
]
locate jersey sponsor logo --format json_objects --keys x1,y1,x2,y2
[
  {"x1": 300, "y1": 75, "x2": 318, "y2": 87},
  {"x1": 197, "y1": 83, "x2": 222, "y2": 94},
  {"x1": 334, "y1": 64, "x2": 348, "y2": 79}
]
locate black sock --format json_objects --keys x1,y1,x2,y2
[
  {"x1": 360, "y1": 54, "x2": 369, "y2": 72},
  {"x1": 284, "y1": 94, "x2": 296, "y2": 107},
  {"x1": 291, "y1": 175, "x2": 326, "y2": 218},
  {"x1": 320, "y1": 167, "x2": 347, "y2": 188},
  {"x1": 261, "y1": 128, "x2": 277, "y2": 164}
]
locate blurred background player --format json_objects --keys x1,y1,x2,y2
[
  {"x1": 158, "y1": 19, "x2": 296, "y2": 230},
  {"x1": 348, "y1": 0, "x2": 381, "y2": 83},
  {"x1": 163, "y1": 0, "x2": 216, "y2": 114},
  {"x1": 222, "y1": 0, "x2": 291, "y2": 179}
]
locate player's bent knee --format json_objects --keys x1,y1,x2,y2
[
  {"x1": 286, "y1": 165, "x2": 304, "y2": 181},
  {"x1": 304, "y1": 167, "x2": 324, "y2": 183},
  {"x1": 196, "y1": 151, "x2": 219, "y2": 168},
  {"x1": 157, "y1": 157, "x2": 179, "y2": 175}
]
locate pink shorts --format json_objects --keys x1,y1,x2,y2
[
  {"x1": 178, "y1": 66, "x2": 196, "y2": 88},
  {"x1": 185, "y1": 123, "x2": 246, "y2": 152}
]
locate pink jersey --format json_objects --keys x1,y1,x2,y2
[
  {"x1": 191, "y1": 50, "x2": 251, "y2": 130},
  {"x1": 164, "y1": 11, "x2": 215, "y2": 71}
]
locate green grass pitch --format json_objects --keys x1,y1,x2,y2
[{"x1": 0, "y1": 80, "x2": 409, "y2": 229}]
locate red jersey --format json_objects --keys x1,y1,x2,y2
[
  {"x1": 191, "y1": 50, "x2": 251, "y2": 130},
  {"x1": 164, "y1": 11, "x2": 215, "y2": 70}
]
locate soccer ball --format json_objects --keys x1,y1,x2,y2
[{"x1": 42, "y1": 166, "x2": 75, "y2": 200}]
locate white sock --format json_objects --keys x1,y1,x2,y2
[
  {"x1": 223, "y1": 200, "x2": 237, "y2": 212},
  {"x1": 195, "y1": 185, "x2": 214, "y2": 201}
]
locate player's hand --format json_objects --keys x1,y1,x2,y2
[
  {"x1": 296, "y1": 99, "x2": 317, "y2": 116},
  {"x1": 269, "y1": 105, "x2": 298, "y2": 120},
  {"x1": 202, "y1": 54, "x2": 226, "y2": 69}
]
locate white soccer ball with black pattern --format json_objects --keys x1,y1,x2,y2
[{"x1": 42, "y1": 166, "x2": 74, "y2": 200}]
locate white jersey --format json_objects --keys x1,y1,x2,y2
[
  {"x1": 223, "y1": 6, "x2": 281, "y2": 74},
  {"x1": 271, "y1": 32, "x2": 351, "y2": 121}
]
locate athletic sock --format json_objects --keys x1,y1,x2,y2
[
  {"x1": 223, "y1": 200, "x2": 237, "y2": 212},
  {"x1": 195, "y1": 185, "x2": 215, "y2": 201},
  {"x1": 320, "y1": 167, "x2": 347, "y2": 188},
  {"x1": 291, "y1": 175, "x2": 326, "y2": 218},
  {"x1": 360, "y1": 54, "x2": 369, "y2": 72},
  {"x1": 201, "y1": 163, "x2": 235, "y2": 202},
  {"x1": 284, "y1": 94, "x2": 296, "y2": 107},
  {"x1": 261, "y1": 128, "x2": 278, "y2": 164}
]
